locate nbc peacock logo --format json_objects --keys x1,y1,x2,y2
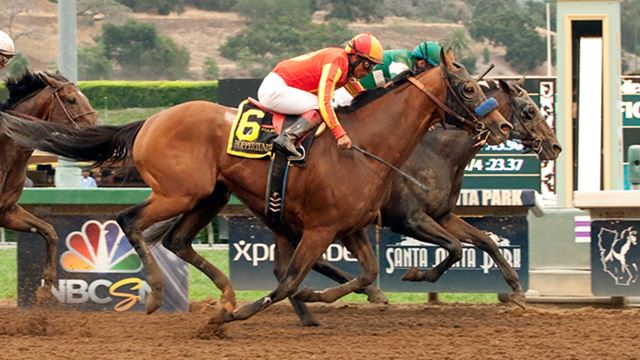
[{"x1": 60, "y1": 220, "x2": 143, "y2": 273}]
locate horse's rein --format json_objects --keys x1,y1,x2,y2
[
  {"x1": 407, "y1": 75, "x2": 490, "y2": 147},
  {"x1": 508, "y1": 98, "x2": 545, "y2": 154},
  {"x1": 48, "y1": 82, "x2": 98, "y2": 128},
  {"x1": 351, "y1": 144, "x2": 429, "y2": 193}
]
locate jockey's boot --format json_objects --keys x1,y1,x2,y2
[{"x1": 273, "y1": 111, "x2": 321, "y2": 157}]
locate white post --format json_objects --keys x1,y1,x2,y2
[
  {"x1": 546, "y1": 2, "x2": 552, "y2": 76},
  {"x1": 56, "y1": 0, "x2": 81, "y2": 188}
]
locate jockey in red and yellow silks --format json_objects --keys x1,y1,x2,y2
[{"x1": 257, "y1": 33, "x2": 384, "y2": 157}]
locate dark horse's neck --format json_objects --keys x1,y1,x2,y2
[{"x1": 337, "y1": 67, "x2": 444, "y2": 174}]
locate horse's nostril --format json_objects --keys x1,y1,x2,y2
[
  {"x1": 500, "y1": 123, "x2": 513, "y2": 133},
  {"x1": 553, "y1": 144, "x2": 563, "y2": 154}
]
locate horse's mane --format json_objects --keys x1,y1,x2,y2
[
  {"x1": 1, "y1": 71, "x2": 68, "y2": 110},
  {"x1": 336, "y1": 70, "x2": 416, "y2": 114}
]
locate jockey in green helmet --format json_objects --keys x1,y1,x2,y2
[
  {"x1": 334, "y1": 41, "x2": 442, "y2": 106},
  {"x1": 358, "y1": 40, "x2": 442, "y2": 90}
]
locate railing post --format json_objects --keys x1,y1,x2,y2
[{"x1": 629, "y1": 145, "x2": 640, "y2": 190}]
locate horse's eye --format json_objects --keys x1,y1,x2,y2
[
  {"x1": 66, "y1": 97, "x2": 77, "y2": 104},
  {"x1": 462, "y1": 82, "x2": 475, "y2": 97},
  {"x1": 526, "y1": 105, "x2": 536, "y2": 117}
]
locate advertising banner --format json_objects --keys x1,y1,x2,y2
[
  {"x1": 229, "y1": 216, "x2": 529, "y2": 293},
  {"x1": 591, "y1": 220, "x2": 640, "y2": 296},
  {"x1": 18, "y1": 216, "x2": 189, "y2": 312},
  {"x1": 229, "y1": 216, "x2": 371, "y2": 290},
  {"x1": 379, "y1": 216, "x2": 528, "y2": 293}
]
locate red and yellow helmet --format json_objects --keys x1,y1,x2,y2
[{"x1": 345, "y1": 33, "x2": 384, "y2": 64}]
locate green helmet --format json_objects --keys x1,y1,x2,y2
[{"x1": 412, "y1": 41, "x2": 442, "y2": 67}]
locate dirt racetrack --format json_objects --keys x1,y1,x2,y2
[{"x1": 0, "y1": 301, "x2": 639, "y2": 359}]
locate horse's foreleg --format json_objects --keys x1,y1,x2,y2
[
  {"x1": 1, "y1": 205, "x2": 58, "y2": 303},
  {"x1": 273, "y1": 233, "x2": 320, "y2": 326},
  {"x1": 226, "y1": 229, "x2": 334, "y2": 323},
  {"x1": 294, "y1": 228, "x2": 379, "y2": 303},
  {"x1": 391, "y1": 212, "x2": 463, "y2": 282},
  {"x1": 440, "y1": 213, "x2": 525, "y2": 308},
  {"x1": 161, "y1": 186, "x2": 237, "y2": 316},
  {"x1": 117, "y1": 194, "x2": 192, "y2": 314}
]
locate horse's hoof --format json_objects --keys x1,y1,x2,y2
[
  {"x1": 302, "y1": 318, "x2": 321, "y2": 327},
  {"x1": 232, "y1": 298, "x2": 269, "y2": 321},
  {"x1": 145, "y1": 292, "x2": 163, "y2": 314},
  {"x1": 510, "y1": 292, "x2": 527, "y2": 309},
  {"x1": 401, "y1": 267, "x2": 422, "y2": 281},
  {"x1": 365, "y1": 287, "x2": 389, "y2": 304},
  {"x1": 35, "y1": 286, "x2": 56, "y2": 307}
]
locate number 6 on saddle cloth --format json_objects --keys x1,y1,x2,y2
[{"x1": 226, "y1": 98, "x2": 325, "y2": 223}]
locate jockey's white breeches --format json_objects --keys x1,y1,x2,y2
[{"x1": 257, "y1": 72, "x2": 319, "y2": 115}]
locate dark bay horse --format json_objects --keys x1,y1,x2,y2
[
  {"x1": 0, "y1": 71, "x2": 98, "y2": 299},
  {"x1": 0, "y1": 50, "x2": 512, "y2": 326},
  {"x1": 286, "y1": 78, "x2": 562, "y2": 321}
]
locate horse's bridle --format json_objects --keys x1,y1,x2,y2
[
  {"x1": 407, "y1": 68, "x2": 497, "y2": 146},
  {"x1": 508, "y1": 95, "x2": 545, "y2": 154},
  {"x1": 8, "y1": 80, "x2": 97, "y2": 128}
]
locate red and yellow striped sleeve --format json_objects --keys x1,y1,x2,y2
[
  {"x1": 318, "y1": 62, "x2": 347, "y2": 139},
  {"x1": 344, "y1": 77, "x2": 364, "y2": 97}
]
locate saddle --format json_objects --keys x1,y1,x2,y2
[
  {"x1": 226, "y1": 98, "x2": 323, "y2": 223},
  {"x1": 226, "y1": 98, "x2": 323, "y2": 160}
]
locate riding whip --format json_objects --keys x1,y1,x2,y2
[{"x1": 351, "y1": 145, "x2": 429, "y2": 193}]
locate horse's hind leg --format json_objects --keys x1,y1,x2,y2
[
  {"x1": 0, "y1": 205, "x2": 58, "y2": 303},
  {"x1": 116, "y1": 193, "x2": 195, "y2": 314},
  {"x1": 273, "y1": 233, "x2": 320, "y2": 326},
  {"x1": 161, "y1": 185, "x2": 236, "y2": 314},
  {"x1": 440, "y1": 213, "x2": 525, "y2": 308},
  {"x1": 312, "y1": 258, "x2": 388, "y2": 304},
  {"x1": 294, "y1": 228, "x2": 379, "y2": 303}
]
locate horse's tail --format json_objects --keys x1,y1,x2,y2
[{"x1": 0, "y1": 111, "x2": 145, "y2": 166}]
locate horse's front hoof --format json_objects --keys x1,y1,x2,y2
[
  {"x1": 232, "y1": 297, "x2": 270, "y2": 321},
  {"x1": 401, "y1": 267, "x2": 422, "y2": 281},
  {"x1": 510, "y1": 291, "x2": 527, "y2": 309},
  {"x1": 145, "y1": 292, "x2": 163, "y2": 314}
]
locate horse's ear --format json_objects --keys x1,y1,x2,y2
[
  {"x1": 442, "y1": 48, "x2": 456, "y2": 70},
  {"x1": 37, "y1": 72, "x2": 53, "y2": 87},
  {"x1": 516, "y1": 74, "x2": 526, "y2": 88},
  {"x1": 498, "y1": 79, "x2": 514, "y2": 95}
]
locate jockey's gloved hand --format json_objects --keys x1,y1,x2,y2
[{"x1": 337, "y1": 134, "x2": 352, "y2": 150}]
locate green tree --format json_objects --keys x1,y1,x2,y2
[
  {"x1": 187, "y1": 0, "x2": 237, "y2": 11},
  {"x1": 102, "y1": 20, "x2": 190, "y2": 79},
  {"x1": 465, "y1": 0, "x2": 545, "y2": 71},
  {"x1": 116, "y1": 0, "x2": 186, "y2": 14},
  {"x1": 204, "y1": 56, "x2": 220, "y2": 79},
  {"x1": 78, "y1": 44, "x2": 113, "y2": 80},
  {"x1": 326, "y1": 0, "x2": 383, "y2": 22},
  {"x1": 221, "y1": 0, "x2": 354, "y2": 76},
  {"x1": 444, "y1": 28, "x2": 477, "y2": 73},
  {"x1": 482, "y1": 47, "x2": 490, "y2": 64},
  {"x1": 382, "y1": 0, "x2": 470, "y2": 23}
]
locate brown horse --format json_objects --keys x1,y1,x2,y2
[
  {"x1": 0, "y1": 71, "x2": 98, "y2": 299},
  {"x1": 283, "y1": 78, "x2": 562, "y2": 324},
  {"x1": 0, "y1": 50, "x2": 511, "y2": 326}
]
